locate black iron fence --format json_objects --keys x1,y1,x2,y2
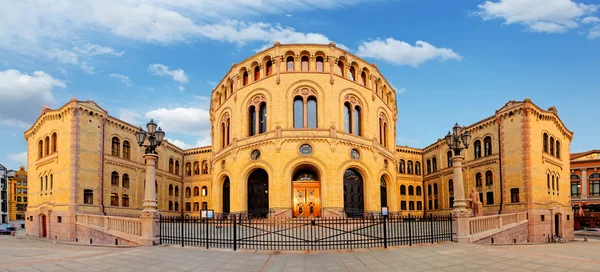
[{"x1": 159, "y1": 214, "x2": 453, "y2": 250}]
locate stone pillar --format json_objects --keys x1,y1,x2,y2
[
  {"x1": 140, "y1": 153, "x2": 159, "y2": 246},
  {"x1": 581, "y1": 169, "x2": 588, "y2": 199},
  {"x1": 452, "y1": 156, "x2": 470, "y2": 243}
]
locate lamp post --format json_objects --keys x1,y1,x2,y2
[{"x1": 135, "y1": 119, "x2": 165, "y2": 245}]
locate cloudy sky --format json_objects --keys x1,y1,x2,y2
[{"x1": 1, "y1": 0, "x2": 599, "y2": 170}]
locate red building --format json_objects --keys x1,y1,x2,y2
[{"x1": 570, "y1": 150, "x2": 600, "y2": 229}]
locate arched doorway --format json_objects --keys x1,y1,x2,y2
[
  {"x1": 292, "y1": 165, "x2": 321, "y2": 217},
  {"x1": 380, "y1": 176, "x2": 388, "y2": 209},
  {"x1": 248, "y1": 169, "x2": 269, "y2": 218},
  {"x1": 41, "y1": 215, "x2": 47, "y2": 238},
  {"x1": 222, "y1": 177, "x2": 230, "y2": 215},
  {"x1": 344, "y1": 169, "x2": 364, "y2": 217}
]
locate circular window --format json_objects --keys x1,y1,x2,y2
[
  {"x1": 350, "y1": 149, "x2": 360, "y2": 160},
  {"x1": 251, "y1": 149, "x2": 261, "y2": 160},
  {"x1": 299, "y1": 144, "x2": 313, "y2": 155}
]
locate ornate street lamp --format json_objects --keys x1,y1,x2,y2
[
  {"x1": 444, "y1": 123, "x2": 471, "y2": 156},
  {"x1": 136, "y1": 119, "x2": 165, "y2": 154},
  {"x1": 444, "y1": 123, "x2": 471, "y2": 217}
]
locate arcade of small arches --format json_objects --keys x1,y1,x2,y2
[
  {"x1": 546, "y1": 171, "x2": 561, "y2": 196},
  {"x1": 36, "y1": 132, "x2": 58, "y2": 159},
  {"x1": 184, "y1": 161, "x2": 209, "y2": 176},
  {"x1": 543, "y1": 132, "x2": 562, "y2": 159}
]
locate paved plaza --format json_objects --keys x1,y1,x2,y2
[{"x1": 1, "y1": 234, "x2": 600, "y2": 272}]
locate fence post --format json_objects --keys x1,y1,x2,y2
[
  {"x1": 449, "y1": 213, "x2": 453, "y2": 241},
  {"x1": 233, "y1": 214, "x2": 237, "y2": 251},
  {"x1": 159, "y1": 214, "x2": 162, "y2": 245},
  {"x1": 181, "y1": 215, "x2": 184, "y2": 247},
  {"x1": 383, "y1": 215, "x2": 388, "y2": 249},
  {"x1": 205, "y1": 217, "x2": 209, "y2": 249},
  {"x1": 408, "y1": 214, "x2": 412, "y2": 246},
  {"x1": 430, "y1": 214, "x2": 434, "y2": 244}
]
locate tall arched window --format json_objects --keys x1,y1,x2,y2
[
  {"x1": 550, "y1": 137, "x2": 555, "y2": 156},
  {"x1": 294, "y1": 97, "x2": 303, "y2": 128},
  {"x1": 111, "y1": 137, "x2": 120, "y2": 156},
  {"x1": 293, "y1": 88, "x2": 318, "y2": 129},
  {"x1": 193, "y1": 161, "x2": 200, "y2": 175},
  {"x1": 174, "y1": 186, "x2": 179, "y2": 197},
  {"x1": 249, "y1": 105, "x2": 257, "y2": 136},
  {"x1": 201, "y1": 186, "x2": 208, "y2": 196},
  {"x1": 122, "y1": 174, "x2": 129, "y2": 188},
  {"x1": 432, "y1": 157, "x2": 437, "y2": 172},
  {"x1": 111, "y1": 171, "x2": 119, "y2": 186},
  {"x1": 254, "y1": 66, "x2": 260, "y2": 81},
  {"x1": 185, "y1": 162, "x2": 191, "y2": 176},
  {"x1": 51, "y1": 132, "x2": 57, "y2": 153},
  {"x1": 415, "y1": 162, "x2": 421, "y2": 175},
  {"x1": 185, "y1": 187, "x2": 191, "y2": 198},
  {"x1": 400, "y1": 185, "x2": 406, "y2": 195},
  {"x1": 344, "y1": 102, "x2": 351, "y2": 133},
  {"x1": 485, "y1": 171, "x2": 493, "y2": 186},
  {"x1": 426, "y1": 159, "x2": 432, "y2": 174},
  {"x1": 193, "y1": 186, "x2": 199, "y2": 196},
  {"x1": 44, "y1": 136, "x2": 50, "y2": 156},
  {"x1": 286, "y1": 56, "x2": 294, "y2": 72},
  {"x1": 433, "y1": 183, "x2": 439, "y2": 209},
  {"x1": 242, "y1": 70, "x2": 249, "y2": 86},
  {"x1": 38, "y1": 140, "x2": 43, "y2": 158},
  {"x1": 169, "y1": 184, "x2": 173, "y2": 196},
  {"x1": 408, "y1": 185, "x2": 414, "y2": 195},
  {"x1": 221, "y1": 114, "x2": 230, "y2": 148},
  {"x1": 175, "y1": 160, "x2": 180, "y2": 175},
  {"x1": 259, "y1": 102, "x2": 267, "y2": 133},
  {"x1": 543, "y1": 133, "x2": 549, "y2": 153},
  {"x1": 360, "y1": 71, "x2": 366, "y2": 86},
  {"x1": 349, "y1": 66, "x2": 356, "y2": 81},
  {"x1": 484, "y1": 136, "x2": 492, "y2": 156},
  {"x1": 201, "y1": 161, "x2": 208, "y2": 175},
  {"x1": 379, "y1": 113, "x2": 389, "y2": 148},
  {"x1": 40, "y1": 177, "x2": 43, "y2": 191},
  {"x1": 547, "y1": 173, "x2": 551, "y2": 193},
  {"x1": 476, "y1": 173, "x2": 482, "y2": 187},
  {"x1": 337, "y1": 61, "x2": 344, "y2": 76},
  {"x1": 474, "y1": 140, "x2": 481, "y2": 159},
  {"x1": 556, "y1": 140, "x2": 561, "y2": 158},
  {"x1": 265, "y1": 60, "x2": 273, "y2": 77},
  {"x1": 552, "y1": 175, "x2": 555, "y2": 193},
  {"x1": 416, "y1": 186, "x2": 422, "y2": 196},
  {"x1": 407, "y1": 161, "x2": 413, "y2": 174},
  {"x1": 50, "y1": 174, "x2": 53, "y2": 190},
  {"x1": 169, "y1": 158, "x2": 174, "y2": 173},
  {"x1": 316, "y1": 56, "x2": 324, "y2": 72},
  {"x1": 447, "y1": 151, "x2": 453, "y2": 167},
  {"x1": 344, "y1": 96, "x2": 363, "y2": 136},
  {"x1": 353, "y1": 106, "x2": 361, "y2": 136},
  {"x1": 301, "y1": 56, "x2": 309, "y2": 71},
  {"x1": 123, "y1": 140, "x2": 130, "y2": 159},
  {"x1": 590, "y1": 173, "x2": 600, "y2": 196},
  {"x1": 307, "y1": 98, "x2": 317, "y2": 128},
  {"x1": 399, "y1": 160, "x2": 405, "y2": 174}
]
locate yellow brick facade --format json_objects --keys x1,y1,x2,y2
[
  {"x1": 8, "y1": 167, "x2": 28, "y2": 221},
  {"x1": 23, "y1": 44, "x2": 573, "y2": 243}
]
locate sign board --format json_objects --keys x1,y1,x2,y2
[
  {"x1": 200, "y1": 209, "x2": 214, "y2": 219},
  {"x1": 381, "y1": 206, "x2": 388, "y2": 216}
]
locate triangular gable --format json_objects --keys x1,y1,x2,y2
[{"x1": 571, "y1": 151, "x2": 600, "y2": 162}]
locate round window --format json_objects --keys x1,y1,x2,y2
[
  {"x1": 299, "y1": 144, "x2": 312, "y2": 155},
  {"x1": 251, "y1": 149, "x2": 261, "y2": 160},
  {"x1": 350, "y1": 149, "x2": 360, "y2": 160}
]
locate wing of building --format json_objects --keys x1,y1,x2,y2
[
  {"x1": 0, "y1": 164, "x2": 7, "y2": 224},
  {"x1": 23, "y1": 43, "x2": 574, "y2": 243},
  {"x1": 570, "y1": 150, "x2": 600, "y2": 229}
]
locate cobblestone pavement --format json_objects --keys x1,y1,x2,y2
[{"x1": 2, "y1": 235, "x2": 600, "y2": 271}]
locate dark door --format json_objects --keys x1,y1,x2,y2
[
  {"x1": 248, "y1": 169, "x2": 269, "y2": 218},
  {"x1": 41, "y1": 215, "x2": 47, "y2": 238},
  {"x1": 380, "y1": 177, "x2": 388, "y2": 208},
  {"x1": 223, "y1": 178, "x2": 230, "y2": 215},
  {"x1": 555, "y1": 214, "x2": 560, "y2": 236},
  {"x1": 343, "y1": 169, "x2": 364, "y2": 217}
]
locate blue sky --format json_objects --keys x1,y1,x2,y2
[{"x1": 1, "y1": 0, "x2": 599, "y2": 170}]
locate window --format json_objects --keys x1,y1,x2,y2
[
  {"x1": 169, "y1": 158, "x2": 174, "y2": 173},
  {"x1": 428, "y1": 184, "x2": 432, "y2": 196},
  {"x1": 38, "y1": 140, "x2": 43, "y2": 158},
  {"x1": 547, "y1": 173, "x2": 551, "y2": 193},
  {"x1": 50, "y1": 174, "x2": 53, "y2": 190},
  {"x1": 543, "y1": 133, "x2": 548, "y2": 153},
  {"x1": 202, "y1": 202, "x2": 208, "y2": 210},
  {"x1": 23, "y1": 189, "x2": 27, "y2": 194},
  {"x1": 111, "y1": 137, "x2": 120, "y2": 156},
  {"x1": 122, "y1": 174, "x2": 129, "y2": 188},
  {"x1": 17, "y1": 196, "x2": 22, "y2": 202},
  {"x1": 249, "y1": 106, "x2": 257, "y2": 136},
  {"x1": 408, "y1": 185, "x2": 414, "y2": 195},
  {"x1": 175, "y1": 202, "x2": 179, "y2": 211},
  {"x1": 447, "y1": 151, "x2": 453, "y2": 167},
  {"x1": 432, "y1": 157, "x2": 437, "y2": 172},
  {"x1": 194, "y1": 186, "x2": 199, "y2": 196},
  {"x1": 407, "y1": 161, "x2": 413, "y2": 174},
  {"x1": 45, "y1": 136, "x2": 50, "y2": 156},
  {"x1": 510, "y1": 188, "x2": 519, "y2": 203},
  {"x1": 294, "y1": 98, "x2": 303, "y2": 128},
  {"x1": 409, "y1": 201, "x2": 415, "y2": 210},
  {"x1": 590, "y1": 173, "x2": 600, "y2": 196},
  {"x1": 399, "y1": 160, "x2": 405, "y2": 174},
  {"x1": 416, "y1": 186, "x2": 422, "y2": 196},
  {"x1": 293, "y1": 90, "x2": 318, "y2": 129},
  {"x1": 175, "y1": 160, "x2": 180, "y2": 175},
  {"x1": 52, "y1": 132, "x2": 57, "y2": 153},
  {"x1": 45, "y1": 176, "x2": 48, "y2": 190},
  {"x1": 84, "y1": 189, "x2": 93, "y2": 204},
  {"x1": 426, "y1": 159, "x2": 431, "y2": 174},
  {"x1": 17, "y1": 188, "x2": 21, "y2": 194},
  {"x1": 122, "y1": 195, "x2": 129, "y2": 207},
  {"x1": 254, "y1": 66, "x2": 260, "y2": 81},
  {"x1": 417, "y1": 201, "x2": 422, "y2": 210},
  {"x1": 552, "y1": 175, "x2": 555, "y2": 194},
  {"x1": 260, "y1": 103, "x2": 267, "y2": 134},
  {"x1": 221, "y1": 115, "x2": 231, "y2": 148},
  {"x1": 307, "y1": 98, "x2": 317, "y2": 128},
  {"x1": 185, "y1": 202, "x2": 191, "y2": 212},
  {"x1": 169, "y1": 184, "x2": 173, "y2": 196},
  {"x1": 286, "y1": 56, "x2": 294, "y2": 72},
  {"x1": 123, "y1": 141, "x2": 130, "y2": 159},
  {"x1": 201, "y1": 186, "x2": 208, "y2": 196},
  {"x1": 349, "y1": 66, "x2": 356, "y2": 81},
  {"x1": 242, "y1": 70, "x2": 249, "y2": 86},
  {"x1": 175, "y1": 186, "x2": 179, "y2": 197},
  {"x1": 266, "y1": 60, "x2": 273, "y2": 76},
  {"x1": 344, "y1": 103, "x2": 351, "y2": 133},
  {"x1": 541, "y1": 215, "x2": 545, "y2": 222},
  {"x1": 379, "y1": 114, "x2": 388, "y2": 148},
  {"x1": 40, "y1": 177, "x2": 43, "y2": 191},
  {"x1": 360, "y1": 71, "x2": 367, "y2": 86},
  {"x1": 337, "y1": 60, "x2": 344, "y2": 76},
  {"x1": 556, "y1": 140, "x2": 561, "y2": 158},
  {"x1": 169, "y1": 201, "x2": 173, "y2": 211},
  {"x1": 193, "y1": 202, "x2": 199, "y2": 211},
  {"x1": 194, "y1": 161, "x2": 200, "y2": 175},
  {"x1": 550, "y1": 137, "x2": 555, "y2": 156},
  {"x1": 571, "y1": 181, "x2": 581, "y2": 197},
  {"x1": 483, "y1": 137, "x2": 492, "y2": 156},
  {"x1": 185, "y1": 187, "x2": 191, "y2": 198},
  {"x1": 111, "y1": 171, "x2": 119, "y2": 186},
  {"x1": 185, "y1": 162, "x2": 192, "y2": 176},
  {"x1": 485, "y1": 171, "x2": 493, "y2": 186},
  {"x1": 486, "y1": 192, "x2": 494, "y2": 205},
  {"x1": 400, "y1": 185, "x2": 406, "y2": 195},
  {"x1": 301, "y1": 56, "x2": 309, "y2": 71},
  {"x1": 401, "y1": 201, "x2": 407, "y2": 210},
  {"x1": 201, "y1": 161, "x2": 208, "y2": 175},
  {"x1": 474, "y1": 140, "x2": 481, "y2": 159},
  {"x1": 316, "y1": 56, "x2": 324, "y2": 72},
  {"x1": 476, "y1": 173, "x2": 483, "y2": 187},
  {"x1": 415, "y1": 162, "x2": 421, "y2": 175}
]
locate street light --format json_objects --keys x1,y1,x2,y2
[
  {"x1": 444, "y1": 123, "x2": 471, "y2": 156},
  {"x1": 136, "y1": 119, "x2": 165, "y2": 154},
  {"x1": 444, "y1": 123, "x2": 472, "y2": 221}
]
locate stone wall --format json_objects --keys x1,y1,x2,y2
[
  {"x1": 474, "y1": 221, "x2": 528, "y2": 244},
  {"x1": 76, "y1": 224, "x2": 138, "y2": 246}
]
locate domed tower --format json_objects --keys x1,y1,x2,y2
[{"x1": 209, "y1": 43, "x2": 398, "y2": 218}]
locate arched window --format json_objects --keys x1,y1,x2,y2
[
  {"x1": 349, "y1": 66, "x2": 356, "y2": 81},
  {"x1": 293, "y1": 97, "x2": 303, "y2": 128},
  {"x1": 337, "y1": 61, "x2": 344, "y2": 76},
  {"x1": 353, "y1": 106, "x2": 361, "y2": 136},
  {"x1": 221, "y1": 114, "x2": 230, "y2": 148},
  {"x1": 122, "y1": 194, "x2": 129, "y2": 207},
  {"x1": 547, "y1": 173, "x2": 551, "y2": 193},
  {"x1": 360, "y1": 71, "x2": 366, "y2": 86},
  {"x1": 590, "y1": 173, "x2": 600, "y2": 196},
  {"x1": 40, "y1": 177, "x2": 43, "y2": 191},
  {"x1": 50, "y1": 174, "x2": 53, "y2": 190},
  {"x1": 111, "y1": 171, "x2": 119, "y2": 186},
  {"x1": 416, "y1": 186, "x2": 422, "y2": 196},
  {"x1": 259, "y1": 102, "x2": 267, "y2": 133},
  {"x1": 447, "y1": 151, "x2": 453, "y2": 167},
  {"x1": 169, "y1": 158, "x2": 174, "y2": 173},
  {"x1": 122, "y1": 174, "x2": 129, "y2": 188},
  {"x1": 169, "y1": 201, "x2": 173, "y2": 211},
  {"x1": 201, "y1": 161, "x2": 208, "y2": 175},
  {"x1": 550, "y1": 137, "x2": 555, "y2": 156},
  {"x1": 201, "y1": 186, "x2": 208, "y2": 196},
  {"x1": 193, "y1": 186, "x2": 199, "y2": 196},
  {"x1": 426, "y1": 159, "x2": 431, "y2": 174},
  {"x1": 249, "y1": 105, "x2": 256, "y2": 136},
  {"x1": 243, "y1": 70, "x2": 249, "y2": 86},
  {"x1": 301, "y1": 56, "x2": 309, "y2": 71},
  {"x1": 174, "y1": 186, "x2": 179, "y2": 197},
  {"x1": 111, "y1": 137, "x2": 120, "y2": 156},
  {"x1": 38, "y1": 140, "x2": 43, "y2": 158},
  {"x1": 474, "y1": 140, "x2": 481, "y2": 159},
  {"x1": 379, "y1": 114, "x2": 389, "y2": 148},
  {"x1": 254, "y1": 66, "x2": 260, "y2": 81},
  {"x1": 123, "y1": 140, "x2": 130, "y2": 159},
  {"x1": 408, "y1": 185, "x2": 414, "y2": 195},
  {"x1": 415, "y1": 162, "x2": 421, "y2": 175},
  {"x1": 286, "y1": 56, "x2": 294, "y2": 72},
  {"x1": 265, "y1": 60, "x2": 273, "y2": 76},
  {"x1": 344, "y1": 102, "x2": 351, "y2": 133},
  {"x1": 407, "y1": 161, "x2": 413, "y2": 174},
  {"x1": 316, "y1": 56, "x2": 324, "y2": 72},
  {"x1": 293, "y1": 90, "x2": 318, "y2": 129},
  {"x1": 175, "y1": 160, "x2": 180, "y2": 175},
  {"x1": 51, "y1": 132, "x2": 57, "y2": 153},
  {"x1": 44, "y1": 136, "x2": 50, "y2": 156},
  {"x1": 432, "y1": 157, "x2": 437, "y2": 172},
  {"x1": 45, "y1": 176, "x2": 47, "y2": 190},
  {"x1": 485, "y1": 171, "x2": 493, "y2": 186},
  {"x1": 484, "y1": 136, "x2": 492, "y2": 156},
  {"x1": 111, "y1": 193, "x2": 119, "y2": 206},
  {"x1": 400, "y1": 185, "x2": 406, "y2": 195},
  {"x1": 428, "y1": 184, "x2": 432, "y2": 196},
  {"x1": 556, "y1": 140, "x2": 561, "y2": 158},
  {"x1": 185, "y1": 187, "x2": 191, "y2": 198},
  {"x1": 307, "y1": 97, "x2": 317, "y2": 128},
  {"x1": 543, "y1": 133, "x2": 548, "y2": 153},
  {"x1": 344, "y1": 96, "x2": 363, "y2": 136},
  {"x1": 193, "y1": 161, "x2": 200, "y2": 175},
  {"x1": 552, "y1": 175, "x2": 555, "y2": 193},
  {"x1": 185, "y1": 162, "x2": 191, "y2": 176},
  {"x1": 476, "y1": 173, "x2": 482, "y2": 187},
  {"x1": 399, "y1": 160, "x2": 405, "y2": 174}
]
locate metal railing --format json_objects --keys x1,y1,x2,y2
[{"x1": 159, "y1": 214, "x2": 453, "y2": 250}]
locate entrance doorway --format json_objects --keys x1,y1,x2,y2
[
  {"x1": 222, "y1": 177, "x2": 230, "y2": 215},
  {"x1": 41, "y1": 215, "x2": 47, "y2": 238},
  {"x1": 247, "y1": 169, "x2": 269, "y2": 218},
  {"x1": 554, "y1": 214, "x2": 560, "y2": 236},
  {"x1": 344, "y1": 169, "x2": 364, "y2": 217},
  {"x1": 292, "y1": 167, "x2": 321, "y2": 217}
]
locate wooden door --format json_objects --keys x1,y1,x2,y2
[
  {"x1": 41, "y1": 215, "x2": 47, "y2": 238},
  {"x1": 292, "y1": 182, "x2": 321, "y2": 217}
]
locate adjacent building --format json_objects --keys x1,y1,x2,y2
[
  {"x1": 570, "y1": 150, "x2": 600, "y2": 229},
  {"x1": 8, "y1": 166, "x2": 28, "y2": 221},
  {"x1": 24, "y1": 43, "x2": 574, "y2": 243},
  {"x1": 0, "y1": 164, "x2": 7, "y2": 224}
]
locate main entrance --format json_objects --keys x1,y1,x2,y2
[
  {"x1": 344, "y1": 169, "x2": 364, "y2": 217},
  {"x1": 292, "y1": 166, "x2": 321, "y2": 217}
]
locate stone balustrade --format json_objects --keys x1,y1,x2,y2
[
  {"x1": 468, "y1": 212, "x2": 528, "y2": 236},
  {"x1": 76, "y1": 214, "x2": 142, "y2": 244}
]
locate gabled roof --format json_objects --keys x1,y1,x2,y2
[{"x1": 571, "y1": 150, "x2": 600, "y2": 161}]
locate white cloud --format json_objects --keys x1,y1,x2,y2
[
  {"x1": 582, "y1": 16, "x2": 600, "y2": 24},
  {"x1": 8, "y1": 152, "x2": 27, "y2": 166},
  {"x1": 475, "y1": 0, "x2": 599, "y2": 33},
  {"x1": 110, "y1": 73, "x2": 131, "y2": 85},
  {"x1": 145, "y1": 107, "x2": 210, "y2": 137},
  {"x1": 178, "y1": 85, "x2": 185, "y2": 91},
  {"x1": 73, "y1": 43, "x2": 124, "y2": 57},
  {"x1": 118, "y1": 108, "x2": 142, "y2": 125},
  {"x1": 356, "y1": 38, "x2": 462, "y2": 67},
  {"x1": 148, "y1": 64, "x2": 189, "y2": 84},
  {"x1": 79, "y1": 62, "x2": 96, "y2": 74},
  {"x1": 48, "y1": 49, "x2": 79, "y2": 64},
  {"x1": 0, "y1": 69, "x2": 65, "y2": 128},
  {"x1": 589, "y1": 25, "x2": 600, "y2": 39}
]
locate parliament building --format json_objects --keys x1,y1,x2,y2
[{"x1": 24, "y1": 43, "x2": 574, "y2": 243}]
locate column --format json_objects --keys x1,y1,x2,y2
[
  {"x1": 582, "y1": 169, "x2": 588, "y2": 199},
  {"x1": 140, "y1": 153, "x2": 159, "y2": 246},
  {"x1": 275, "y1": 57, "x2": 282, "y2": 84},
  {"x1": 452, "y1": 155, "x2": 470, "y2": 243}
]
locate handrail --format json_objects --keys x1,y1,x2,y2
[
  {"x1": 468, "y1": 212, "x2": 527, "y2": 235},
  {"x1": 76, "y1": 214, "x2": 142, "y2": 243}
]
